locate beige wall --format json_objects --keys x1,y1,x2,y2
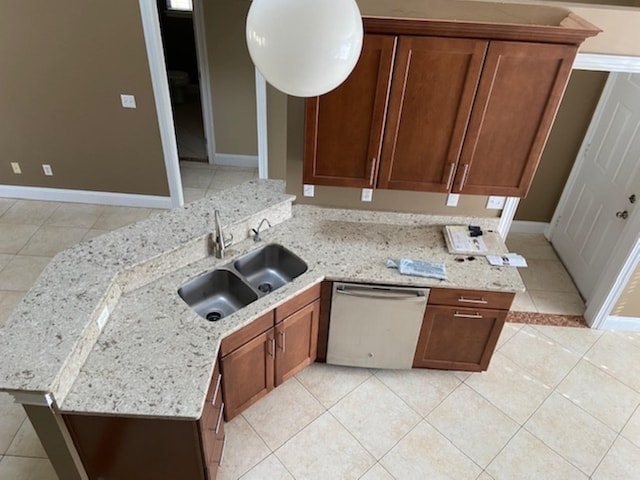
[
  {"x1": 0, "y1": 1, "x2": 169, "y2": 196},
  {"x1": 613, "y1": 263, "x2": 640, "y2": 317},
  {"x1": 516, "y1": 70, "x2": 608, "y2": 222},
  {"x1": 204, "y1": 0, "x2": 258, "y2": 157}
]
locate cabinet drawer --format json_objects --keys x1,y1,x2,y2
[
  {"x1": 275, "y1": 282, "x2": 321, "y2": 323},
  {"x1": 428, "y1": 288, "x2": 514, "y2": 310},
  {"x1": 220, "y1": 310, "x2": 274, "y2": 357}
]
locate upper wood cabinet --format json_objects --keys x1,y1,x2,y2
[
  {"x1": 378, "y1": 36, "x2": 487, "y2": 192},
  {"x1": 303, "y1": 16, "x2": 597, "y2": 197},
  {"x1": 304, "y1": 35, "x2": 396, "y2": 188},
  {"x1": 452, "y1": 41, "x2": 576, "y2": 196}
]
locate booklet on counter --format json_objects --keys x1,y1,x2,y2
[
  {"x1": 486, "y1": 253, "x2": 528, "y2": 267},
  {"x1": 443, "y1": 225, "x2": 488, "y2": 255}
]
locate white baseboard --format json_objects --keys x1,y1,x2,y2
[
  {"x1": 600, "y1": 315, "x2": 640, "y2": 332},
  {"x1": 214, "y1": 154, "x2": 259, "y2": 168},
  {"x1": 0, "y1": 185, "x2": 173, "y2": 209},
  {"x1": 509, "y1": 221, "x2": 550, "y2": 235}
]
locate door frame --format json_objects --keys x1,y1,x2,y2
[
  {"x1": 547, "y1": 69, "x2": 640, "y2": 329},
  {"x1": 192, "y1": 0, "x2": 217, "y2": 165},
  {"x1": 139, "y1": 0, "x2": 184, "y2": 208}
]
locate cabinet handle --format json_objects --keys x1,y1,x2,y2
[
  {"x1": 210, "y1": 373, "x2": 222, "y2": 406},
  {"x1": 215, "y1": 403, "x2": 224, "y2": 435},
  {"x1": 458, "y1": 296, "x2": 488, "y2": 305},
  {"x1": 219, "y1": 435, "x2": 227, "y2": 466},
  {"x1": 454, "y1": 312, "x2": 483, "y2": 319},
  {"x1": 446, "y1": 162, "x2": 456, "y2": 190},
  {"x1": 278, "y1": 331, "x2": 286, "y2": 353},
  {"x1": 369, "y1": 158, "x2": 376, "y2": 186},
  {"x1": 458, "y1": 164, "x2": 469, "y2": 190},
  {"x1": 267, "y1": 337, "x2": 275, "y2": 357}
]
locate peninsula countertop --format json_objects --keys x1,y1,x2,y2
[
  {"x1": 0, "y1": 179, "x2": 524, "y2": 421},
  {"x1": 60, "y1": 203, "x2": 524, "y2": 420}
]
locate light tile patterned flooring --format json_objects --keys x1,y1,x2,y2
[{"x1": 1, "y1": 168, "x2": 638, "y2": 478}]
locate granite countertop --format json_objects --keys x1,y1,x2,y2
[
  {"x1": 59, "y1": 203, "x2": 524, "y2": 419},
  {"x1": 0, "y1": 179, "x2": 524, "y2": 421}
]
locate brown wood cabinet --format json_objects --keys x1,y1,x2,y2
[
  {"x1": 304, "y1": 18, "x2": 597, "y2": 197},
  {"x1": 220, "y1": 283, "x2": 321, "y2": 421},
  {"x1": 304, "y1": 34, "x2": 395, "y2": 188},
  {"x1": 452, "y1": 41, "x2": 576, "y2": 196},
  {"x1": 64, "y1": 362, "x2": 226, "y2": 480},
  {"x1": 413, "y1": 288, "x2": 514, "y2": 371}
]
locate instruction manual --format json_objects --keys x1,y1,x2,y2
[{"x1": 443, "y1": 226, "x2": 488, "y2": 255}]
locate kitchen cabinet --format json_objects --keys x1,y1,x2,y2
[
  {"x1": 413, "y1": 288, "x2": 514, "y2": 371},
  {"x1": 220, "y1": 283, "x2": 321, "y2": 420},
  {"x1": 304, "y1": 35, "x2": 396, "y2": 188},
  {"x1": 63, "y1": 362, "x2": 225, "y2": 480},
  {"x1": 304, "y1": 18, "x2": 594, "y2": 197}
]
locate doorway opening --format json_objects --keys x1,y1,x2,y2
[{"x1": 156, "y1": 0, "x2": 208, "y2": 163}]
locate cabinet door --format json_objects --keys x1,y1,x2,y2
[
  {"x1": 275, "y1": 300, "x2": 320, "y2": 385},
  {"x1": 378, "y1": 36, "x2": 487, "y2": 192},
  {"x1": 413, "y1": 305, "x2": 506, "y2": 371},
  {"x1": 454, "y1": 41, "x2": 576, "y2": 196},
  {"x1": 220, "y1": 329, "x2": 275, "y2": 421},
  {"x1": 303, "y1": 34, "x2": 396, "y2": 188}
]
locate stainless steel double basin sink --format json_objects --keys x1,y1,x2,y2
[{"x1": 178, "y1": 244, "x2": 308, "y2": 321}]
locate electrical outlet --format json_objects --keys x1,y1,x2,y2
[
  {"x1": 120, "y1": 94, "x2": 137, "y2": 109},
  {"x1": 446, "y1": 194, "x2": 460, "y2": 207},
  {"x1": 303, "y1": 184, "x2": 315, "y2": 197},
  {"x1": 361, "y1": 188, "x2": 373, "y2": 202},
  {"x1": 11, "y1": 162, "x2": 21, "y2": 174},
  {"x1": 42, "y1": 164, "x2": 53, "y2": 176},
  {"x1": 486, "y1": 196, "x2": 506, "y2": 209}
]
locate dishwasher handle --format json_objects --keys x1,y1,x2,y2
[{"x1": 335, "y1": 286, "x2": 427, "y2": 302}]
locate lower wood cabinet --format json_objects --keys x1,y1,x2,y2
[
  {"x1": 220, "y1": 283, "x2": 321, "y2": 421},
  {"x1": 63, "y1": 361, "x2": 226, "y2": 480},
  {"x1": 413, "y1": 288, "x2": 514, "y2": 371}
]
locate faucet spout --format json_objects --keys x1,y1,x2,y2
[
  {"x1": 252, "y1": 218, "x2": 272, "y2": 242},
  {"x1": 213, "y1": 209, "x2": 233, "y2": 258}
]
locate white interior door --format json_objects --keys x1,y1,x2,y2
[{"x1": 551, "y1": 72, "x2": 640, "y2": 301}]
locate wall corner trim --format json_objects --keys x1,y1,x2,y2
[
  {"x1": 600, "y1": 315, "x2": 640, "y2": 332},
  {"x1": 0, "y1": 185, "x2": 173, "y2": 209}
]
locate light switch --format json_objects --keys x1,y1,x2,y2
[{"x1": 120, "y1": 94, "x2": 137, "y2": 109}]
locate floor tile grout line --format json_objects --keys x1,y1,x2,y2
[
  {"x1": 325, "y1": 406, "x2": 390, "y2": 462},
  {"x1": 581, "y1": 335, "x2": 640, "y2": 396},
  {"x1": 371, "y1": 370, "x2": 432, "y2": 420}
]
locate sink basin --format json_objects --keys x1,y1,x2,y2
[
  {"x1": 178, "y1": 269, "x2": 258, "y2": 321},
  {"x1": 234, "y1": 244, "x2": 308, "y2": 294}
]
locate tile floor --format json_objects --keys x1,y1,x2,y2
[
  {"x1": 2, "y1": 172, "x2": 636, "y2": 479},
  {"x1": 506, "y1": 233, "x2": 586, "y2": 317}
]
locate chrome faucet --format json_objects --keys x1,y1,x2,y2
[
  {"x1": 213, "y1": 209, "x2": 233, "y2": 258},
  {"x1": 252, "y1": 218, "x2": 272, "y2": 242}
]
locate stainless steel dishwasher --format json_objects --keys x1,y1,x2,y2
[{"x1": 326, "y1": 282, "x2": 430, "y2": 369}]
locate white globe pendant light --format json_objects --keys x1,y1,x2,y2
[{"x1": 246, "y1": 0, "x2": 364, "y2": 97}]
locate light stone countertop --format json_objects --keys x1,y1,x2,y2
[
  {"x1": 0, "y1": 180, "x2": 295, "y2": 404},
  {"x1": 59, "y1": 203, "x2": 524, "y2": 420}
]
